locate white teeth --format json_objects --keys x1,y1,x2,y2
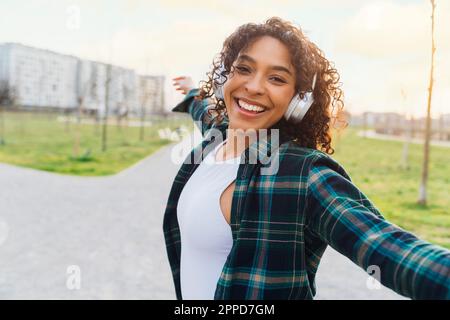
[{"x1": 238, "y1": 99, "x2": 265, "y2": 112}]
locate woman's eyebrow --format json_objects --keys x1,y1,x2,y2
[{"x1": 237, "y1": 54, "x2": 293, "y2": 76}]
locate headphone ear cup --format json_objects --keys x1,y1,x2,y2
[
  {"x1": 284, "y1": 73, "x2": 317, "y2": 123},
  {"x1": 284, "y1": 92, "x2": 315, "y2": 123},
  {"x1": 284, "y1": 94, "x2": 300, "y2": 122}
]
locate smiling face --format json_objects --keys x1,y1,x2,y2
[{"x1": 223, "y1": 35, "x2": 297, "y2": 133}]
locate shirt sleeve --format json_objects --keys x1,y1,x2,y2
[
  {"x1": 171, "y1": 88, "x2": 226, "y2": 137},
  {"x1": 304, "y1": 155, "x2": 450, "y2": 300}
]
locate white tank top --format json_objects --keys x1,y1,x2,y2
[{"x1": 177, "y1": 139, "x2": 241, "y2": 300}]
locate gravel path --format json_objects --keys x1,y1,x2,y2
[{"x1": 0, "y1": 135, "x2": 407, "y2": 300}]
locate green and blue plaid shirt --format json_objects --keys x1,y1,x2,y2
[{"x1": 163, "y1": 88, "x2": 450, "y2": 300}]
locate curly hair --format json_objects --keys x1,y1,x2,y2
[{"x1": 198, "y1": 17, "x2": 346, "y2": 155}]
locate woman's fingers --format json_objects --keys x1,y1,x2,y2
[
  {"x1": 175, "y1": 87, "x2": 187, "y2": 94},
  {"x1": 172, "y1": 80, "x2": 182, "y2": 88},
  {"x1": 172, "y1": 77, "x2": 185, "y2": 87},
  {"x1": 172, "y1": 76, "x2": 194, "y2": 95}
]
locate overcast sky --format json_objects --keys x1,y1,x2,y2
[{"x1": 0, "y1": 0, "x2": 448, "y2": 117}]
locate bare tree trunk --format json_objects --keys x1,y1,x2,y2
[
  {"x1": 0, "y1": 83, "x2": 16, "y2": 144},
  {"x1": 102, "y1": 64, "x2": 112, "y2": 152},
  {"x1": 73, "y1": 74, "x2": 95, "y2": 158},
  {"x1": 139, "y1": 94, "x2": 149, "y2": 142},
  {"x1": 73, "y1": 99, "x2": 82, "y2": 158},
  {"x1": 418, "y1": 0, "x2": 436, "y2": 206},
  {"x1": 139, "y1": 105, "x2": 145, "y2": 142},
  {"x1": 0, "y1": 105, "x2": 4, "y2": 145}
]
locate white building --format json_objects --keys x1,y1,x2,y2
[
  {"x1": 76, "y1": 59, "x2": 107, "y2": 113},
  {"x1": 77, "y1": 60, "x2": 139, "y2": 116},
  {"x1": 138, "y1": 75, "x2": 165, "y2": 115},
  {"x1": 0, "y1": 43, "x2": 78, "y2": 108},
  {"x1": 0, "y1": 42, "x2": 164, "y2": 116}
]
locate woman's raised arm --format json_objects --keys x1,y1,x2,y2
[
  {"x1": 171, "y1": 76, "x2": 227, "y2": 137},
  {"x1": 305, "y1": 154, "x2": 450, "y2": 300}
]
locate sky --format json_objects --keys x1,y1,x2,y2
[{"x1": 0, "y1": 0, "x2": 448, "y2": 117}]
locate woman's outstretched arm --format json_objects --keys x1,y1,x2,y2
[
  {"x1": 171, "y1": 76, "x2": 226, "y2": 137},
  {"x1": 305, "y1": 154, "x2": 450, "y2": 300}
]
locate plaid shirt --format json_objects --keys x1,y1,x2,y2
[{"x1": 163, "y1": 88, "x2": 450, "y2": 300}]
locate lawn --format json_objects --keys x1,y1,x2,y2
[
  {"x1": 0, "y1": 111, "x2": 191, "y2": 176},
  {"x1": 331, "y1": 127, "x2": 450, "y2": 249}
]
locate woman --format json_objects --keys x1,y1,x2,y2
[{"x1": 163, "y1": 17, "x2": 450, "y2": 300}]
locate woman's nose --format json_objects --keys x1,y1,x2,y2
[{"x1": 244, "y1": 75, "x2": 265, "y2": 96}]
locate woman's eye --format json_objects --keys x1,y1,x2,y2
[
  {"x1": 236, "y1": 66, "x2": 250, "y2": 73},
  {"x1": 270, "y1": 76, "x2": 286, "y2": 84}
]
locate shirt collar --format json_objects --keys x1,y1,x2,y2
[{"x1": 221, "y1": 120, "x2": 292, "y2": 166}]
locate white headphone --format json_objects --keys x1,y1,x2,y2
[{"x1": 213, "y1": 64, "x2": 317, "y2": 123}]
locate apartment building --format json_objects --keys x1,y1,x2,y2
[{"x1": 0, "y1": 42, "x2": 165, "y2": 116}]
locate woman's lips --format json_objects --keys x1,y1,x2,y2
[{"x1": 233, "y1": 98, "x2": 267, "y2": 118}]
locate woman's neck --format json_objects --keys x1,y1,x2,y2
[{"x1": 216, "y1": 128, "x2": 259, "y2": 161}]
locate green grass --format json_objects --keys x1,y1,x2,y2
[
  {"x1": 0, "y1": 111, "x2": 191, "y2": 176},
  {"x1": 331, "y1": 127, "x2": 450, "y2": 249}
]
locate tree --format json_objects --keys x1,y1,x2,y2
[
  {"x1": 116, "y1": 82, "x2": 130, "y2": 141},
  {"x1": 0, "y1": 81, "x2": 16, "y2": 145},
  {"x1": 73, "y1": 74, "x2": 96, "y2": 158},
  {"x1": 139, "y1": 81, "x2": 151, "y2": 142},
  {"x1": 102, "y1": 64, "x2": 112, "y2": 152},
  {"x1": 418, "y1": 0, "x2": 436, "y2": 206}
]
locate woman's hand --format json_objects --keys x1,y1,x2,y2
[{"x1": 172, "y1": 76, "x2": 195, "y2": 95}]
